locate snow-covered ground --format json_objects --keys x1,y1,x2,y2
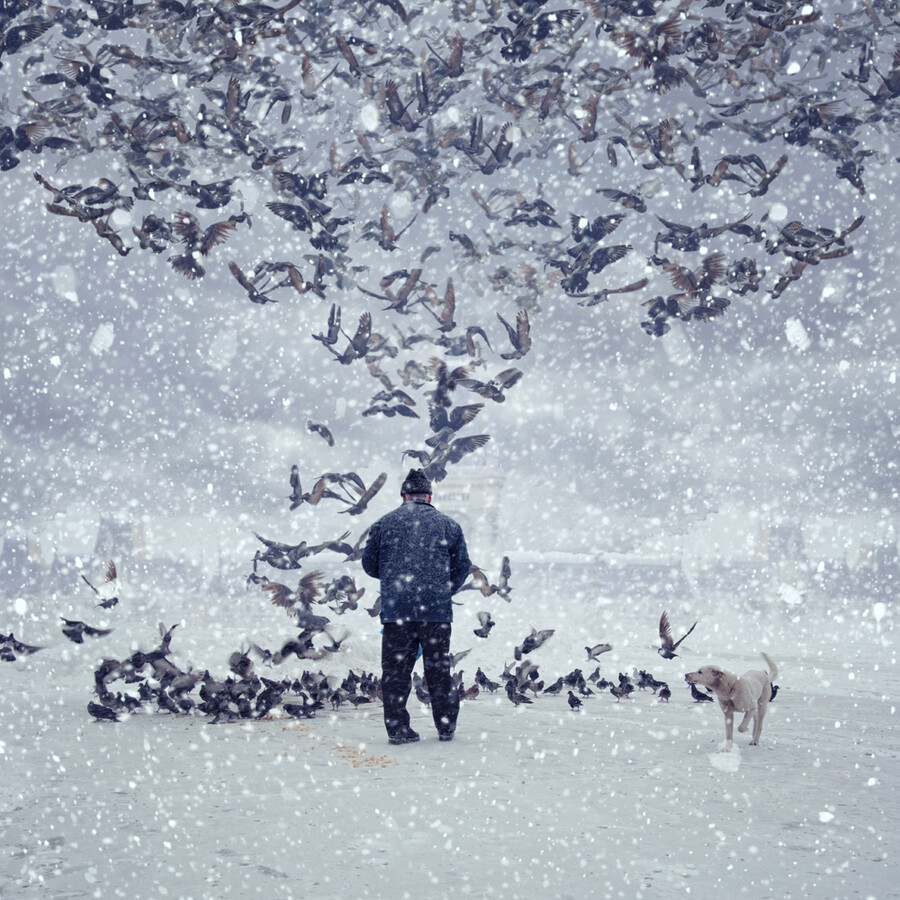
[{"x1": 1, "y1": 584, "x2": 895, "y2": 899}]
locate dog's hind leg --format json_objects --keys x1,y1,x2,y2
[
  {"x1": 737, "y1": 709, "x2": 754, "y2": 734},
  {"x1": 749, "y1": 703, "x2": 767, "y2": 745}
]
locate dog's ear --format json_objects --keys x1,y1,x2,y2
[{"x1": 708, "y1": 667, "x2": 724, "y2": 688}]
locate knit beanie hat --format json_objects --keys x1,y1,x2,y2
[{"x1": 401, "y1": 468, "x2": 432, "y2": 496}]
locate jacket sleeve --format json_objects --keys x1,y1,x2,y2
[
  {"x1": 360, "y1": 520, "x2": 381, "y2": 579},
  {"x1": 448, "y1": 524, "x2": 471, "y2": 594}
]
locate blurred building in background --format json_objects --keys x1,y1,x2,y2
[
  {"x1": 1, "y1": 501, "x2": 896, "y2": 607},
  {"x1": 435, "y1": 450, "x2": 506, "y2": 563}
]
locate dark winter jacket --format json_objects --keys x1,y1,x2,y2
[{"x1": 361, "y1": 499, "x2": 471, "y2": 623}]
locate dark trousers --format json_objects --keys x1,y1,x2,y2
[{"x1": 381, "y1": 622, "x2": 459, "y2": 738}]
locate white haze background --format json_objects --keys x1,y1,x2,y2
[{"x1": 1, "y1": 0, "x2": 898, "y2": 895}]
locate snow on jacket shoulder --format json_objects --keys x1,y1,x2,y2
[{"x1": 361, "y1": 499, "x2": 470, "y2": 623}]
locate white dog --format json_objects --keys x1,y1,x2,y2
[{"x1": 684, "y1": 653, "x2": 778, "y2": 752}]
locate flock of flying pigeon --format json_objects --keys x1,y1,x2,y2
[
  {"x1": 1, "y1": 0, "x2": 882, "y2": 322},
  {"x1": 0, "y1": 0, "x2": 885, "y2": 511}
]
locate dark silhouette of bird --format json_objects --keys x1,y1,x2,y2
[
  {"x1": 570, "y1": 212, "x2": 626, "y2": 243},
  {"x1": 423, "y1": 434, "x2": 491, "y2": 482},
  {"x1": 261, "y1": 571, "x2": 324, "y2": 616},
  {"x1": 359, "y1": 268, "x2": 423, "y2": 314},
  {"x1": 475, "y1": 667, "x2": 501, "y2": 692},
  {"x1": 338, "y1": 471, "x2": 387, "y2": 516},
  {"x1": 363, "y1": 593, "x2": 383, "y2": 618},
  {"x1": 460, "y1": 681, "x2": 479, "y2": 701},
  {"x1": 61, "y1": 617, "x2": 112, "y2": 643},
  {"x1": 595, "y1": 187, "x2": 648, "y2": 212},
  {"x1": 228, "y1": 261, "x2": 280, "y2": 304},
  {"x1": 458, "y1": 367, "x2": 523, "y2": 403},
  {"x1": 307, "y1": 420, "x2": 334, "y2": 446},
  {"x1": 168, "y1": 210, "x2": 249, "y2": 280},
  {"x1": 450, "y1": 648, "x2": 472, "y2": 669},
  {"x1": 171, "y1": 175, "x2": 240, "y2": 209},
  {"x1": 513, "y1": 628, "x2": 554, "y2": 660},
  {"x1": 425, "y1": 31, "x2": 465, "y2": 77},
  {"x1": 420, "y1": 278, "x2": 457, "y2": 332},
  {"x1": 658, "y1": 684, "x2": 671, "y2": 701},
  {"x1": 448, "y1": 230, "x2": 482, "y2": 259},
  {"x1": 496, "y1": 309, "x2": 531, "y2": 359},
  {"x1": 323, "y1": 526, "x2": 371, "y2": 563},
  {"x1": 462, "y1": 556, "x2": 512, "y2": 601},
  {"x1": 689, "y1": 682, "x2": 714, "y2": 703},
  {"x1": 505, "y1": 678, "x2": 532, "y2": 705},
  {"x1": 156, "y1": 689, "x2": 182, "y2": 715},
  {"x1": 288, "y1": 468, "x2": 350, "y2": 511},
  {"x1": 312, "y1": 303, "x2": 342, "y2": 347},
  {"x1": 565, "y1": 96, "x2": 600, "y2": 143},
  {"x1": 586, "y1": 642, "x2": 612, "y2": 660},
  {"x1": 325, "y1": 311, "x2": 372, "y2": 365},
  {"x1": 81, "y1": 560, "x2": 119, "y2": 608},
  {"x1": 87, "y1": 700, "x2": 120, "y2": 722},
  {"x1": 635, "y1": 669, "x2": 667, "y2": 691},
  {"x1": 283, "y1": 699, "x2": 321, "y2": 718},
  {"x1": 325, "y1": 574, "x2": 366, "y2": 613},
  {"x1": 657, "y1": 610, "x2": 698, "y2": 659},
  {"x1": 1, "y1": 17, "x2": 53, "y2": 56},
  {"x1": 427, "y1": 403, "x2": 484, "y2": 443},
  {"x1": 542, "y1": 677, "x2": 564, "y2": 695},
  {"x1": 1, "y1": 631, "x2": 44, "y2": 659},
  {"x1": 375, "y1": 203, "x2": 418, "y2": 250},
  {"x1": 412, "y1": 672, "x2": 431, "y2": 706},
  {"x1": 229, "y1": 650, "x2": 255, "y2": 680},
  {"x1": 362, "y1": 400, "x2": 420, "y2": 419},
  {"x1": 267, "y1": 200, "x2": 312, "y2": 232},
  {"x1": 654, "y1": 253, "x2": 728, "y2": 322},
  {"x1": 473, "y1": 611, "x2": 496, "y2": 639},
  {"x1": 252, "y1": 531, "x2": 349, "y2": 571},
  {"x1": 567, "y1": 690, "x2": 583, "y2": 710},
  {"x1": 132, "y1": 213, "x2": 174, "y2": 253},
  {"x1": 572, "y1": 277, "x2": 649, "y2": 307},
  {"x1": 426, "y1": 357, "x2": 475, "y2": 408},
  {"x1": 383, "y1": 79, "x2": 418, "y2": 132}
]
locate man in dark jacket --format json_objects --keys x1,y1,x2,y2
[{"x1": 361, "y1": 468, "x2": 471, "y2": 745}]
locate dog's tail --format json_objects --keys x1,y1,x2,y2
[{"x1": 762, "y1": 652, "x2": 778, "y2": 681}]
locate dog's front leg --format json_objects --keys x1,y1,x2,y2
[
  {"x1": 737, "y1": 709, "x2": 754, "y2": 734},
  {"x1": 721, "y1": 708, "x2": 734, "y2": 752}
]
